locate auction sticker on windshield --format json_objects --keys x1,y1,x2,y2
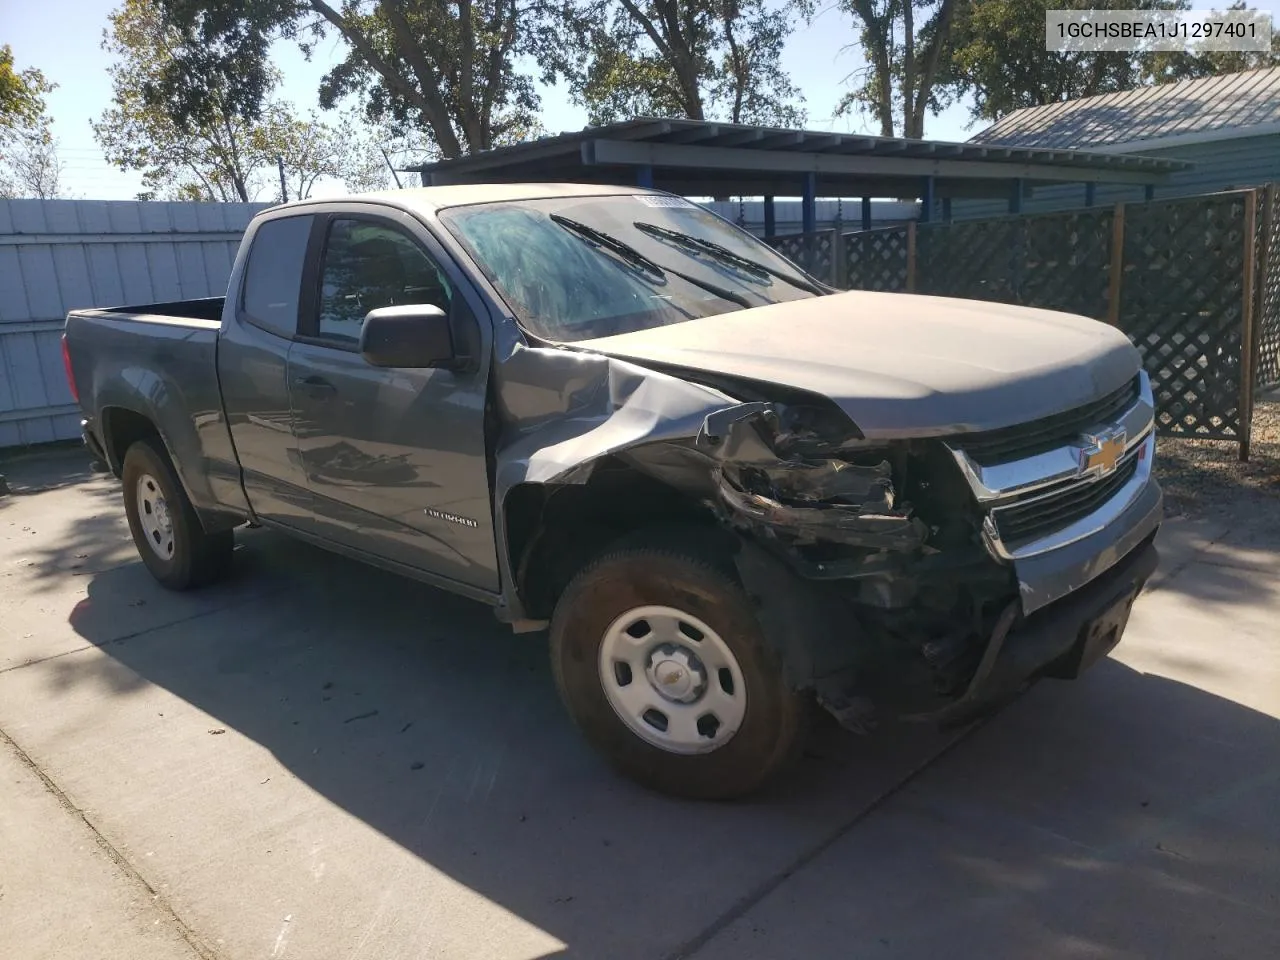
[{"x1": 635, "y1": 195, "x2": 696, "y2": 208}]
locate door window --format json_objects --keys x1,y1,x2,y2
[
  {"x1": 241, "y1": 215, "x2": 313, "y2": 337},
  {"x1": 316, "y1": 219, "x2": 453, "y2": 344}
]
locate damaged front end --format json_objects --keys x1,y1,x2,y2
[
  {"x1": 490, "y1": 344, "x2": 1084, "y2": 733},
  {"x1": 690, "y1": 400, "x2": 1025, "y2": 730}
]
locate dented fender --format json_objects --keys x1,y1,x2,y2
[{"x1": 490, "y1": 341, "x2": 927, "y2": 622}]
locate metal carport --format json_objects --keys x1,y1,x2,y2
[{"x1": 407, "y1": 118, "x2": 1190, "y2": 235}]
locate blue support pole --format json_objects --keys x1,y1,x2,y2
[
  {"x1": 1008, "y1": 178, "x2": 1024, "y2": 214},
  {"x1": 1144, "y1": 184, "x2": 1155, "y2": 202},
  {"x1": 763, "y1": 196, "x2": 776, "y2": 238},
  {"x1": 802, "y1": 172, "x2": 817, "y2": 234},
  {"x1": 861, "y1": 196, "x2": 872, "y2": 231},
  {"x1": 636, "y1": 165, "x2": 654, "y2": 188},
  {"x1": 942, "y1": 197, "x2": 953, "y2": 222},
  {"x1": 920, "y1": 176, "x2": 935, "y2": 223},
  {"x1": 1085, "y1": 182, "x2": 1097, "y2": 207}
]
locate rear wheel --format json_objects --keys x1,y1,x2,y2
[
  {"x1": 550, "y1": 540, "x2": 805, "y2": 799},
  {"x1": 121, "y1": 438, "x2": 233, "y2": 590}
]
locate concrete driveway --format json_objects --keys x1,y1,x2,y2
[{"x1": 2, "y1": 451, "x2": 1278, "y2": 960}]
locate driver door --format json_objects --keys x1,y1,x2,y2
[{"x1": 287, "y1": 210, "x2": 499, "y2": 593}]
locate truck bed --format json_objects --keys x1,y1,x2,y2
[
  {"x1": 64, "y1": 297, "x2": 250, "y2": 526},
  {"x1": 77, "y1": 297, "x2": 226, "y2": 324}
]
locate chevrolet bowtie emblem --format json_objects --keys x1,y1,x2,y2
[{"x1": 1078, "y1": 426, "x2": 1127, "y2": 477}]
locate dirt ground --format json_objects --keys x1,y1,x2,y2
[{"x1": 1155, "y1": 393, "x2": 1280, "y2": 519}]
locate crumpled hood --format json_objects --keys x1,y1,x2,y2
[{"x1": 575, "y1": 290, "x2": 1142, "y2": 439}]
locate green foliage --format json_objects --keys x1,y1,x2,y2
[
  {"x1": 150, "y1": 0, "x2": 544, "y2": 160},
  {"x1": 935, "y1": 0, "x2": 1277, "y2": 128},
  {"x1": 0, "y1": 45, "x2": 62, "y2": 199},
  {"x1": 1, "y1": 45, "x2": 50, "y2": 131},
  {"x1": 553, "y1": 0, "x2": 809, "y2": 125},
  {"x1": 1144, "y1": 2, "x2": 1280, "y2": 83},
  {"x1": 835, "y1": 0, "x2": 961, "y2": 138},
  {"x1": 938, "y1": 0, "x2": 1191, "y2": 124},
  {"x1": 94, "y1": 0, "x2": 390, "y2": 201}
]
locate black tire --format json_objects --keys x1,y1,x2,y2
[
  {"x1": 550, "y1": 540, "x2": 806, "y2": 800},
  {"x1": 121, "y1": 437, "x2": 233, "y2": 590}
]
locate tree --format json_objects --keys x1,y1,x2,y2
[
  {"x1": 936, "y1": 0, "x2": 1193, "y2": 126},
  {"x1": 554, "y1": 0, "x2": 809, "y2": 126},
  {"x1": 95, "y1": 0, "x2": 389, "y2": 201},
  {"x1": 1, "y1": 45, "x2": 48, "y2": 131},
  {"x1": 253, "y1": 105, "x2": 416, "y2": 198},
  {"x1": 0, "y1": 46, "x2": 64, "y2": 199},
  {"x1": 1144, "y1": 3, "x2": 1280, "y2": 84},
  {"x1": 149, "y1": 0, "x2": 546, "y2": 161},
  {"x1": 0, "y1": 129, "x2": 64, "y2": 199},
  {"x1": 835, "y1": 0, "x2": 960, "y2": 138},
  {"x1": 933, "y1": 0, "x2": 1277, "y2": 129}
]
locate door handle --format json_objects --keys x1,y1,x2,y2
[{"x1": 293, "y1": 375, "x2": 337, "y2": 398}]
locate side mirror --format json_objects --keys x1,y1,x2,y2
[{"x1": 359, "y1": 304, "x2": 455, "y2": 369}]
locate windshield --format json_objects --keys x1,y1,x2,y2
[{"x1": 439, "y1": 195, "x2": 822, "y2": 342}]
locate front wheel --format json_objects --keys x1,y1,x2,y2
[
  {"x1": 550, "y1": 540, "x2": 805, "y2": 799},
  {"x1": 121, "y1": 437, "x2": 233, "y2": 590}
]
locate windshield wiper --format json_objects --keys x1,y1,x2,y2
[
  {"x1": 552, "y1": 214, "x2": 751, "y2": 308},
  {"x1": 551, "y1": 214, "x2": 665, "y2": 278},
  {"x1": 633, "y1": 220, "x2": 829, "y2": 295}
]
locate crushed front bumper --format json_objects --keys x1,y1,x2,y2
[{"x1": 935, "y1": 531, "x2": 1159, "y2": 727}]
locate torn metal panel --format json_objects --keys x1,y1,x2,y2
[
  {"x1": 702, "y1": 408, "x2": 928, "y2": 551},
  {"x1": 491, "y1": 341, "x2": 743, "y2": 619},
  {"x1": 491, "y1": 340, "x2": 927, "y2": 624},
  {"x1": 492, "y1": 342, "x2": 737, "y2": 491}
]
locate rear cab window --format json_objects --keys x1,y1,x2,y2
[{"x1": 240, "y1": 215, "x2": 314, "y2": 338}]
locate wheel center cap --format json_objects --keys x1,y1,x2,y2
[
  {"x1": 154, "y1": 498, "x2": 171, "y2": 532},
  {"x1": 646, "y1": 646, "x2": 706, "y2": 703},
  {"x1": 655, "y1": 660, "x2": 690, "y2": 695}
]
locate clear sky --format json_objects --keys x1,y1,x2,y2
[{"x1": 4, "y1": 0, "x2": 984, "y2": 201}]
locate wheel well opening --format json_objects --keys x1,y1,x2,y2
[
  {"x1": 101, "y1": 408, "x2": 161, "y2": 475},
  {"x1": 505, "y1": 459, "x2": 718, "y2": 620}
]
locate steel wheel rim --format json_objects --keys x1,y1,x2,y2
[
  {"x1": 135, "y1": 473, "x2": 175, "y2": 561},
  {"x1": 598, "y1": 605, "x2": 747, "y2": 755}
]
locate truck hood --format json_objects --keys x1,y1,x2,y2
[{"x1": 574, "y1": 290, "x2": 1142, "y2": 439}]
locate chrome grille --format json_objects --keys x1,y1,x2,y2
[
  {"x1": 952, "y1": 375, "x2": 1141, "y2": 464},
  {"x1": 989, "y1": 452, "x2": 1141, "y2": 548}
]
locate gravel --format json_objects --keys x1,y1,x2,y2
[{"x1": 1155, "y1": 392, "x2": 1280, "y2": 519}]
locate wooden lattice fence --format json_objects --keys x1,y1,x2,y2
[
  {"x1": 762, "y1": 187, "x2": 1276, "y2": 457},
  {"x1": 917, "y1": 208, "x2": 1115, "y2": 321},
  {"x1": 1257, "y1": 184, "x2": 1280, "y2": 391},
  {"x1": 844, "y1": 227, "x2": 910, "y2": 291},
  {"x1": 763, "y1": 231, "x2": 838, "y2": 286},
  {"x1": 1120, "y1": 192, "x2": 1251, "y2": 443}
]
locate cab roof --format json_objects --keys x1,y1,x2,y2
[{"x1": 266, "y1": 182, "x2": 654, "y2": 218}]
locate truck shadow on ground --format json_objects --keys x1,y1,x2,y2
[{"x1": 49, "y1": 526, "x2": 1280, "y2": 959}]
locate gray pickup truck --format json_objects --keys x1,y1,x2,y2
[{"x1": 64, "y1": 184, "x2": 1160, "y2": 799}]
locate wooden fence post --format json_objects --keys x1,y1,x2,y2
[
  {"x1": 906, "y1": 220, "x2": 917, "y2": 293},
  {"x1": 1106, "y1": 203, "x2": 1126, "y2": 325},
  {"x1": 1239, "y1": 189, "x2": 1260, "y2": 461},
  {"x1": 832, "y1": 228, "x2": 848, "y2": 289}
]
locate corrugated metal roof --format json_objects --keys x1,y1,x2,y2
[
  {"x1": 970, "y1": 67, "x2": 1280, "y2": 151},
  {"x1": 410, "y1": 118, "x2": 1188, "y2": 196}
]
